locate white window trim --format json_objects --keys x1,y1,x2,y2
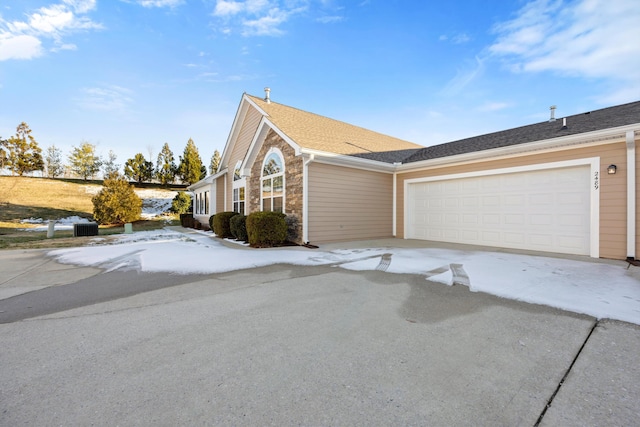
[
  {"x1": 261, "y1": 147, "x2": 285, "y2": 213},
  {"x1": 232, "y1": 177, "x2": 246, "y2": 215}
]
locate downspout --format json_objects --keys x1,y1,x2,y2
[
  {"x1": 302, "y1": 154, "x2": 315, "y2": 244},
  {"x1": 392, "y1": 170, "x2": 397, "y2": 237},
  {"x1": 627, "y1": 130, "x2": 636, "y2": 261}
]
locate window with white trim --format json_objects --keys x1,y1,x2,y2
[
  {"x1": 233, "y1": 160, "x2": 245, "y2": 214},
  {"x1": 233, "y1": 186, "x2": 245, "y2": 213},
  {"x1": 261, "y1": 150, "x2": 284, "y2": 213}
]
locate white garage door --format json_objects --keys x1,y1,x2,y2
[{"x1": 406, "y1": 166, "x2": 591, "y2": 255}]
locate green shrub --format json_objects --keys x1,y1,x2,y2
[
  {"x1": 246, "y1": 211, "x2": 287, "y2": 247},
  {"x1": 208, "y1": 214, "x2": 215, "y2": 231},
  {"x1": 213, "y1": 211, "x2": 238, "y2": 238},
  {"x1": 170, "y1": 192, "x2": 192, "y2": 214},
  {"x1": 230, "y1": 214, "x2": 248, "y2": 241},
  {"x1": 92, "y1": 172, "x2": 142, "y2": 225}
]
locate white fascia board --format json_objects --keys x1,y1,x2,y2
[
  {"x1": 240, "y1": 118, "x2": 302, "y2": 177},
  {"x1": 243, "y1": 95, "x2": 268, "y2": 116},
  {"x1": 397, "y1": 123, "x2": 640, "y2": 173},
  {"x1": 186, "y1": 168, "x2": 227, "y2": 191},
  {"x1": 300, "y1": 148, "x2": 396, "y2": 173}
]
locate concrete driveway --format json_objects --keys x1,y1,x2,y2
[{"x1": 0, "y1": 248, "x2": 639, "y2": 426}]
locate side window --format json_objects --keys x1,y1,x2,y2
[
  {"x1": 261, "y1": 150, "x2": 284, "y2": 213},
  {"x1": 233, "y1": 160, "x2": 245, "y2": 214},
  {"x1": 233, "y1": 187, "x2": 245, "y2": 214}
]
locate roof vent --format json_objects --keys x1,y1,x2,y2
[
  {"x1": 562, "y1": 117, "x2": 567, "y2": 129},
  {"x1": 549, "y1": 105, "x2": 557, "y2": 122},
  {"x1": 264, "y1": 87, "x2": 271, "y2": 104}
]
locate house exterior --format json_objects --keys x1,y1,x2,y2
[{"x1": 189, "y1": 91, "x2": 640, "y2": 260}]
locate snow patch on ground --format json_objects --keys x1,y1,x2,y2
[
  {"x1": 135, "y1": 189, "x2": 178, "y2": 220},
  {"x1": 48, "y1": 228, "x2": 640, "y2": 325},
  {"x1": 20, "y1": 216, "x2": 92, "y2": 231}
]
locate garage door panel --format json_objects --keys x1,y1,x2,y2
[
  {"x1": 407, "y1": 166, "x2": 590, "y2": 255},
  {"x1": 482, "y1": 231, "x2": 501, "y2": 243}
]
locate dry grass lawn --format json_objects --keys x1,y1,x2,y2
[
  {"x1": 0, "y1": 176, "x2": 181, "y2": 249},
  {"x1": 0, "y1": 176, "x2": 98, "y2": 222}
]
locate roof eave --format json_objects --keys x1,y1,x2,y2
[
  {"x1": 397, "y1": 123, "x2": 640, "y2": 172},
  {"x1": 301, "y1": 148, "x2": 396, "y2": 173},
  {"x1": 187, "y1": 168, "x2": 228, "y2": 190}
]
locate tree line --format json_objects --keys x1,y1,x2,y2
[{"x1": 0, "y1": 122, "x2": 222, "y2": 186}]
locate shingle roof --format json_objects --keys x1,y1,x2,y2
[
  {"x1": 403, "y1": 100, "x2": 640, "y2": 164},
  {"x1": 247, "y1": 95, "x2": 423, "y2": 163}
]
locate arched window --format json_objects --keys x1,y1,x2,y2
[{"x1": 261, "y1": 150, "x2": 284, "y2": 213}]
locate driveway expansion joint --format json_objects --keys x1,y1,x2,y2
[{"x1": 534, "y1": 319, "x2": 599, "y2": 426}]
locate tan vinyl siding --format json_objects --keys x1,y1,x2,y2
[
  {"x1": 308, "y1": 163, "x2": 393, "y2": 244},
  {"x1": 397, "y1": 141, "x2": 629, "y2": 259},
  {"x1": 226, "y1": 106, "x2": 262, "y2": 211},
  {"x1": 216, "y1": 176, "x2": 225, "y2": 213}
]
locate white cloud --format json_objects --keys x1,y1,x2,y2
[
  {"x1": 242, "y1": 8, "x2": 292, "y2": 36},
  {"x1": 0, "y1": 34, "x2": 42, "y2": 60},
  {"x1": 63, "y1": 0, "x2": 97, "y2": 14},
  {"x1": 489, "y1": 0, "x2": 640, "y2": 102},
  {"x1": 136, "y1": 0, "x2": 184, "y2": 7},
  {"x1": 477, "y1": 101, "x2": 511, "y2": 112},
  {"x1": 78, "y1": 85, "x2": 134, "y2": 112},
  {"x1": 316, "y1": 15, "x2": 343, "y2": 24},
  {"x1": 214, "y1": 0, "x2": 247, "y2": 16},
  {"x1": 211, "y1": 0, "x2": 308, "y2": 37},
  {"x1": 440, "y1": 32, "x2": 471, "y2": 44},
  {"x1": 441, "y1": 56, "x2": 485, "y2": 96},
  {"x1": 0, "y1": 1, "x2": 102, "y2": 61}
]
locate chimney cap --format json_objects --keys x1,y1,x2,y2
[
  {"x1": 549, "y1": 105, "x2": 557, "y2": 122},
  {"x1": 264, "y1": 87, "x2": 271, "y2": 104}
]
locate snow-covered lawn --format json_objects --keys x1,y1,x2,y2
[{"x1": 48, "y1": 228, "x2": 640, "y2": 325}]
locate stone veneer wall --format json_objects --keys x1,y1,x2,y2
[{"x1": 249, "y1": 129, "x2": 304, "y2": 243}]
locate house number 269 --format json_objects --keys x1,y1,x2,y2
[{"x1": 594, "y1": 171, "x2": 599, "y2": 190}]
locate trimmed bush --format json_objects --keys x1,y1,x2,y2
[
  {"x1": 170, "y1": 191, "x2": 192, "y2": 214},
  {"x1": 230, "y1": 214, "x2": 248, "y2": 241},
  {"x1": 246, "y1": 211, "x2": 287, "y2": 247},
  {"x1": 92, "y1": 173, "x2": 142, "y2": 225},
  {"x1": 213, "y1": 211, "x2": 238, "y2": 238},
  {"x1": 208, "y1": 214, "x2": 215, "y2": 231}
]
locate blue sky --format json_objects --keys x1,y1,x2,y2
[{"x1": 1, "y1": 0, "x2": 639, "y2": 171}]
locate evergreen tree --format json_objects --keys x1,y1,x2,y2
[
  {"x1": 68, "y1": 142, "x2": 102, "y2": 180},
  {"x1": 0, "y1": 136, "x2": 7, "y2": 171},
  {"x1": 102, "y1": 150, "x2": 120, "y2": 177},
  {"x1": 4, "y1": 122, "x2": 44, "y2": 176},
  {"x1": 177, "y1": 138, "x2": 204, "y2": 185},
  {"x1": 92, "y1": 172, "x2": 142, "y2": 224},
  {"x1": 124, "y1": 153, "x2": 154, "y2": 183},
  {"x1": 209, "y1": 149, "x2": 221, "y2": 174},
  {"x1": 156, "y1": 142, "x2": 177, "y2": 186},
  {"x1": 45, "y1": 145, "x2": 65, "y2": 178}
]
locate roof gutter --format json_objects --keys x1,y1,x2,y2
[{"x1": 397, "y1": 123, "x2": 640, "y2": 173}]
